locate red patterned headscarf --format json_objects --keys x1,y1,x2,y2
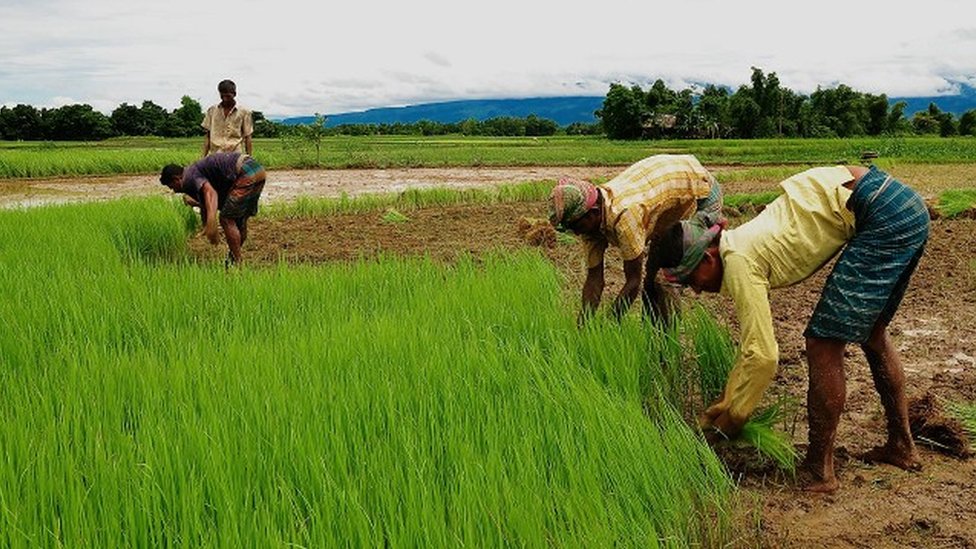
[{"x1": 547, "y1": 177, "x2": 598, "y2": 228}]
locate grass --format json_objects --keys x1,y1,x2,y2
[
  {"x1": 947, "y1": 402, "x2": 976, "y2": 452},
  {"x1": 684, "y1": 306, "x2": 798, "y2": 472},
  {"x1": 380, "y1": 208, "x2": 410, "y2": 223},
  {"x1": 0, "y1": 197, "x2": 744, "y2": 547},
  {"x1": 724, "y1": 191, "x2": 782, "y2": 210},
  {"x1": 938, "y1": 189, "x2": 976, "y2": 218},
  {"x1": 267, "y1": 181, "x2": 554, "y2": 218},
  {"x1": 3, "y1": 135, "x2": 976, "y2": 179}
]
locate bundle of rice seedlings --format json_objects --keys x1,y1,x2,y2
[
  {"x1": 684, "y1": 306, "x2": 797, "y2": 472},
  {"x1": 946, "y1": 401, "x2": 976, "y2": 453},
  {"x1": 738, "y1": 405, "x2": 798, "y2": 474}
]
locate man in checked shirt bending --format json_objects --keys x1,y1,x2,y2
[{"x1": 547, "y1": 154, "x2": 723, "y2": 323}]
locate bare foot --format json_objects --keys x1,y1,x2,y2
[
  {"x1": 859, "y1": 445, "x2": 922, "y2": 471},
  {"x1": 797, "y1": 466, "x2": 840, "y2": 493}
]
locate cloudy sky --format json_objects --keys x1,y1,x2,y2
[{"x1": 2, "y1": 0, "x2": 974, "y2": 118}]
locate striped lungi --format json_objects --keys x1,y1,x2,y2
[
  {"x1": 804, "y1": 166, "x2": 930, "y2": 342},
  {"x1": 220, "y1": 156, "x2": 267, "y2": 219}
]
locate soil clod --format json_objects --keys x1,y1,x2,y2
[{"x1": 908, "y1": 393, "x2": 972, "y2": 459}]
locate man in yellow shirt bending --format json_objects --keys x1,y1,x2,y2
[
  {"x1": 659, "y1": 165, "x2": 929, "y2": 493},
  {"x1": 547, "y1": 154, "x2": 723, "y2": 322}
]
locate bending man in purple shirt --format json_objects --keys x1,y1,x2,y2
[{"x1": 160, "y1": 152, "x2": 267, "y2": 265}]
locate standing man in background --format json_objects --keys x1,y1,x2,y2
[{"x1": 202, "y1": 79, "x2": 253, "y2": 157}]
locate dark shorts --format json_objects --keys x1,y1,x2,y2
[
  {"x1": 804, "y1": 166, "x2": 929, "y2": 342},
  {"x1": 220, "y1": 157, "x2": 267, "y2": 219}
]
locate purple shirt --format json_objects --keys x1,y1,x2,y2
[{"x1": 180, "y1": 152, "x2": 241, "y2": 202}]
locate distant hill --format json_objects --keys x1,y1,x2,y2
[
  {"x1": 278, "y1": 85, "x2": 976, "y2": 127},
  {"x1": 891, "y1": 84, "x2": 976, "y2": 115},
  {"x1": 280, "y1": 96, "x2": 605, "y2": 127}
]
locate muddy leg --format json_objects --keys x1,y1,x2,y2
[
  {"x1": 859, "y1": 321, "x2": 921, "y2": 471},
  {"x1": 221, "y1": 216, "x2": 243, "y2": 265},
  {"x1": 803, "y1": 336, "x2": 847, "y2": 493},
  {"x1": 235, "y1": 217, "x2": 248, "y2": 245},
  {"x1": 640, "y1": 251, "x2": 675, "y2": 325}
]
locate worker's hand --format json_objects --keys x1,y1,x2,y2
[
  {"x1": 698, "y1": 404, "x2": 745, "y2": 441},
  {"x1": 204, "y1": 222, "x2": 220, "y2": 245}
]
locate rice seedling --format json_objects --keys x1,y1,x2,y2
[
  {"x1": 3, "y1": 135, "x2": 975, "y2": 179},
  {"x1": 947, "y1": 401, "x2": 976, "y2": 451},
  {"x1": 0, "y1": 198, "x2": 740, "y2": 547},
  {"x1": 683, "y1": 306, "x2": 798, "y2": 472},
  {"x1": 380, "y1": 208, "x2": 410, "y2": 223},
  {"x1": 723, "y1": 191, "x2": 782, "y2": 211},
  {"x1": 938, "y1": 189, "x2": 976, "y2": 218},
  {"x1": 267, "y1": 181, "x2": 554, "y2": 219}
]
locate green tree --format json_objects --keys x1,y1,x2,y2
[
  {"x1": 597, "y1": 83, "x2": 644, "y2": 139},
  {"x1": 959, "y1": 109, "x2": 976, "y2": 136},
  {"x1": 110, "y1": 103, "x2": 144, "y2": 136},
  {"x1": 808, "y1": 84, "x2": 868, "y2": 137},
  {"x1": 887, "y1": 101, "x2": 912, "y2": 134},
  {"x1": 911, "y1": 110, "x2": 940, "y2": 135},
  {"x1": 283, "y1": 113, "x2": 328, "y2": 166},
  {"x1": 864, "y1": 93, "x2": 890, "y2": 135},
  {"x1": 0, "y1": 104, "x2": 44, "y2": 140},
  {"x1": 728, "y1": 86, "x2": 761, "y2": 138},
  {"x1": 645, "y1": 79, "x2": 677, "y2": 112},
  {"x1": 564, "y1": 121, "x2": 602, "y2": 135},
  {"x1": 42, "y1": 104, "x2": 114, "y2": 140},
  {"x1": 169, "y1": 96, "x2": 204, "y2": 137},
  {"x1": 138, "y1": 100, "x2": 169, "y2": 136},
  {"x1": 524, "y1": 114, "x2": 558, "y2": 136},
  {"x1": 696, "y1": 85, "x2": 730, "y2": 138}
]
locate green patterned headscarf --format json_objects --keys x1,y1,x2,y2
[
  {"x1": 662, "y1": 216, "x2": 725, "y2": 283},
  {"x1": 548, "y1": 177, "x2": 599, "y2": 228}
]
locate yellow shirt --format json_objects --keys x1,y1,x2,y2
[
  {"x1": 581, "y1": 155, "x2": 713, "y2": 268},
  {"x1": 711, "y1": 166, "x2": 856, "y2": 424},
  {"x1": 202, "y1": 104, "x2": 254, "y2": 155}
]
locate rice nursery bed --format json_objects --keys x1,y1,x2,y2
[
  {"x1": 0, "y1": 199, "x2": 759, "y2": 547},
  {"x1": 193, "y1": 187, "x2": 976, "y2": 548}
]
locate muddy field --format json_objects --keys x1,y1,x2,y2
[
  {"x1": 2, "y1": 163, "x2": 974, "y2": 209},
  {"x1": 190, "y1": 177, "x2": 974, "y2": 549},
  {"x1": 8, "y1": 165, "x2": 976, "y2": 547}
]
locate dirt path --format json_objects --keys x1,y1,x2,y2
[{"x1": 2, "y1": 163, "x2": 972, "y2": 209}]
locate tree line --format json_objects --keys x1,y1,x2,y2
[
  {"x1": 3, "y1": 67, "x2": 975, "y2": 142},
  {"x1": 0, "y1": 96, "x2": 278, "y2": 142},
  {"x1": 0, "y1": 95, "x2": 579, "y2": 141},
  {"x1": 597, "y1": 67, "x2": 976, "y2": 140}
]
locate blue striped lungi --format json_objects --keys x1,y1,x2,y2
[
  {"x1": 804, "y1": 166, "x2": 930, "y2": 342},
  {"x1": 220, "y1": 156, "x2": 266, "y2": 219}
]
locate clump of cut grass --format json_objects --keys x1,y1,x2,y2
[
  {"x1": 938, "y1": 189, "x2": 976, "y2": 218},
  {"x1": 380, "y1": 208, "x2": 410, "y2": 223}
]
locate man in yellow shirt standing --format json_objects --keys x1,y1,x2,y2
[
  {"x1": 202, "y1": 79, "x2": 254, "y2": 157},
  {"x1": 659, "y1": 165, "x2": 930, "y2": 493},
  {"x1": 547, "y1": 154, "x2": 723, "y2": 322}
]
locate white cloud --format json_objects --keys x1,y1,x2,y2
[{"x1": 1, "y1": 0, "x2": 974, "y2": 116}]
